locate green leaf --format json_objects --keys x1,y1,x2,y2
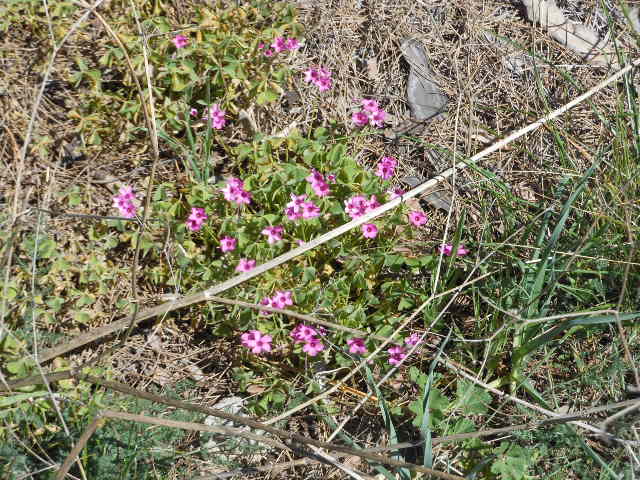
[
  {"x1": 490, "y1": 442, "x2": 535, "y2": 480},
  {"x1": 454, "y1": 379, "x2": 491, "y2": 415},
  {"x1": 257, "y1": 89, "x2": 279, "y2": 105}
]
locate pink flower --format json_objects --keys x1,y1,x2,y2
[
  {"x1": 408, "y1": 211, "x2": 428, "y2": 227},
  {"x1": 236, "y1": 258, "x2": 256, "y2": 272},
  {"x1": 387, "y1": 187, "x2": 405, "y2": 200},
  {"x1": 291, "y1": 324, "x2": 318, "y2": 344},
  {"x1": 241, "y1": 330, "x2": 272, "y2": 355},
  {"x1": 438, "y1": 243, "x2": 470, "y2": 256},
  {"x1": 306, "y1": 169, "x2": 324, "y2": 184},
  {"x1": 301, "y1": 201, "x2": 321, "y2": 219},
  {"x1": 186, "y1": 207, "x2": 208, "y2": 231},
  {"x1": 346, "y1": 337, "x2": 367, "y2": 355},
  {"x1": 227, "y1": 177, "x2": 244, "y2": 189},
  {"x1": 365, "y1": 195, "x2": 380, "y2": 212},
  {"x1": 203, "y1": 104, "x2": 226, "y2": 130},
  {"x1": 285, "y1": 37, "x2": 300, "y2": 50},
  {"x1": 302, "y1": 337, "x2": 325, "y2": 356},
  {"x1": 285, "y1": 193, "x2": 307, "y2": 220},
  {"x1": 117, "y1": 185, "x2": 135, "y2": 201},
  {"x1": 304, "y1": 67, "x2": 332, "y2": 92},
  {"x1": 352, "y1": 111, "x2": 369, "y2": 127},
  {"x1": 261, "y1": 225, "x2": 284, "y2": 244},
  {"x1": 113, "y1": 186, "x2": 138, "y2": 218},
  {"x1": 361, "y1": 99, "x2": 379, "y2": 112},
  {"x1": 405, "y1": 333, "x2": 423, "y2": 347},
  {"x1": 190, "y1": 107, "x2": 198, "y2": 117},
  {"x1": 273, "y1": 290, "x2": 294, "y2": 307},
  {"x1": 304, "y1": 68, "x2": 320, "y2": 83},
  {"x1": 375, "y1": 156, "x2": 397, "y2": 180},
  {"x1": 312, "y1": 180, "x2": 330, "y2": 197},
  {"x1": 326, "y1": 174, "x2": 336, "y2": 183},
  {"x1": 221, "y1": 178, "x2": 252, "y2": 206},
  {"x1": 264, "y1": 48, "x2": 274, "y2": 57},
  {"x1": 344, "y1": 195, "x2": 368, "y2": 219},
  {"x1": 258, "y1": 42, "x2": 265, "y2": 49},
  {"x1": 368, "y1": 108, "x2": 386, "y2": 127},
  {"x1": 362, "y1": 223, "x2": 378, "y2": 239},
  {"x1": 438, "y1": 244, "x2": 453, "y2": 256},
  {"x1": 219, "y1": 236, "x2": 237, "y2": 253},
  {"x1": 271, "y1": 36, "x2": 287, "y2": 53},
  {"x1": 259, "y1": 296, "x2": 274, "y2": 315},
  {"x1": 387, "y1": 345, "x2": 407, "y2": 366},
  {"x1": 172, "y1": 34, "x2": 188, "y2": 49}
]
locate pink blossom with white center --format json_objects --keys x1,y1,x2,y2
[
  {"x1": 261, "y1": 225, "x2": 284, "y2": 244},
  {"x1": 352, "y1": 111, "x2": 369, "y2": 127},
  {"x1": 285, "y1": 193, "x2": 308, "y2": 221},
  {"x1": 408, "y1": 210, "x2": 428, "y2": 227},
  {"x1": 405, "y1": 333, "x2": 423, "y2": 347},
  {"x1": 235, "y1": 258, "x2": 256, "y2": 272},
  {"x1": 301, "y1": 201, "x2": 321, "y2": 219},
  {"x1": 346, "y1": 337, "x2": 367, "y2": 355},
  {"x1": 302, "y1": 337, "x2": 325, "y2": 356},
  {"x1": 241, "y1": 330, "x2": 272, "y2": 354},
  {"x1": 219, "y1": 236, "x2": 237, "y2": 253},
  {"x1": 203, "y1": 104, "x2": 226, "y2": 130},
  {"x1": 362, "y1": 223, "x2": 378, "y2": 239},
  {"x1": 387, "y1": 345, "x2": 407, "y2": 366},
  {"x1": 386, "y1": 187, "x2": 405, "y2": 200},
  {"x1": 172, "y1": 35, "x2": 188, "y2": 49},
  {"x1": 290, "y1": 324, "x2": 317, "y2": 344}
]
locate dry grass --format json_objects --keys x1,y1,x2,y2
[{"x1": 1, "y1": 0, "x2": 639, "y2": 478}]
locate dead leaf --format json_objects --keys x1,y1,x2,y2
[{"x1": 366, "y1": 57, "x2": 378, "y2": 80}]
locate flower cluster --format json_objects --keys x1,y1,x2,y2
[
  {"x1": 304, "y1": 67, "x2": 332, "y2": 92},
  {"x1": 186, "y1": 207, "x2": 208, "y2": 231},
  {"x1": 284, "y1": 194, "x2": 321, "y2": 221},
  {"x1": 261, "y1": 225, "x2": 284, "y2": 244},
  {"x1": 439, "y1": 243, "x2": 470, "y2": 256},
  {"x1": 306, "y1": 169, "x2": 331, "y2": 197},
  {"x1": 112, "y1": 185, "x2": 137, "y2": 219},
  {"x1": 261, "y1": 290, "x2": 294, "y2": 314},
  {"x1": 352, "y1": 99, "x2": 387, "y2": 128},
  {"x1": 375, "y1": 156, "x2": 397, "y2": 180},
  {"x1": 291, "y1": 323, "x2": 325, "y2": 356},
  {"x1": 203, "y1": 103, "x2": 226, "y2": 130},
  {"x1": 260, "y1": 36, "x2": 300, "y2": 57},
  {"x1": 241, "y1": 330, "x2": 272, "y2": 354},
  {"x1": 221, "y1": 177, "x2": 252, "y2": 205},
  {"x1": 405, "y1": 333, "x2": 423, "y2": 347},
  {"x1": 172, "y1": 34, "x2": 188, "y2": 49},
  {"x1": 344, "y1": 194, "x2": 380, "y2": 219}
]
